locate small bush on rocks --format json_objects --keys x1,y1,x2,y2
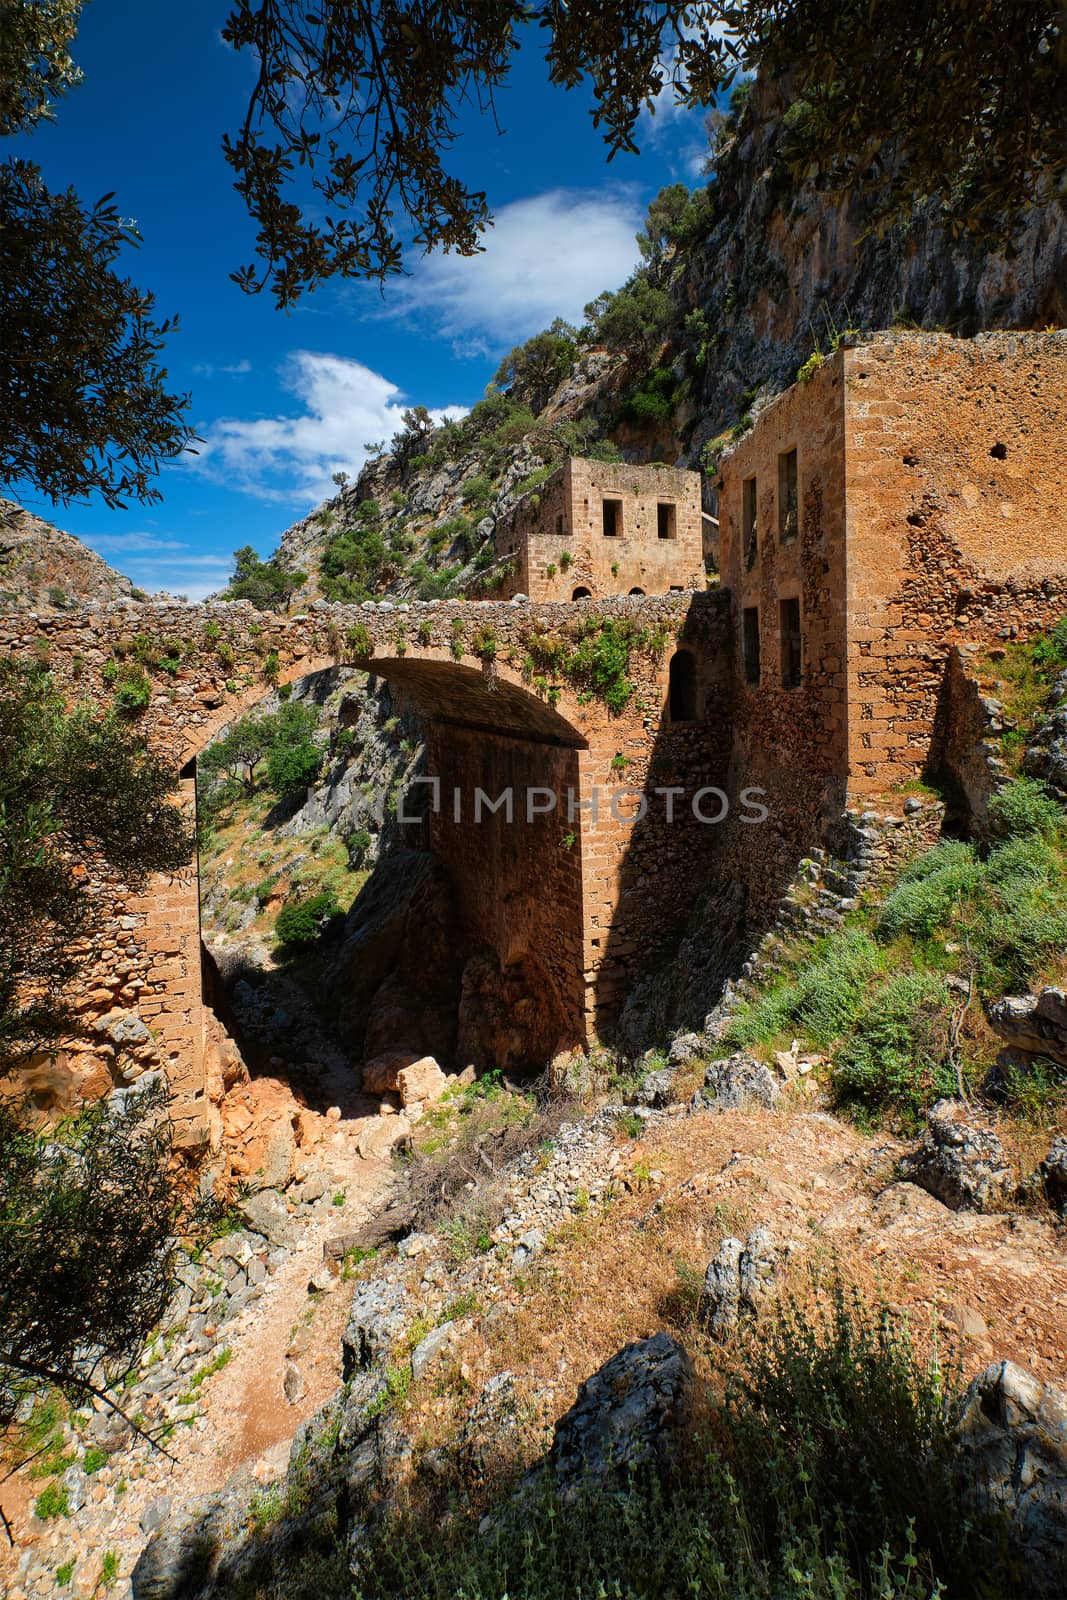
[{"x1": 275, "y1": 890, "x2": 339, "y2": 949}]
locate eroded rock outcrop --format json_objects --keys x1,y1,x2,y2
[
  {"x1": 899, "y1": 1099, "x2": 1017, "y2": 1212},
  {"x1": 953, "y1": 1361, "x2": 1067, "y2": 1600}
]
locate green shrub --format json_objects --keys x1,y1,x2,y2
[
  {"x1": 345, "y1": 623, "x2": 372, "y2": 657},
  {"x1": 113, "y1": 669, "x2": 151, "y2": 717},
  {"x1": 876, "y1": 840, "x2": 982, "y2": 940},
  {"x1": 275, "y1": 890, "x2": 339, "y2": 949},
  {"x1": 346, "y1": 827, "x2": 372, "y2": 866},
  {"x1": 988, "y1": 775, "x2": 1062, "y2": 839},
  {"x1": 832, "y1": 969, "x2": 954, "y2": 1128},
  {"x1": 725, "y1": 930, "x2": 884, "y2": 1051}
]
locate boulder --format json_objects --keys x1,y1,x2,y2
[
  {"x1": 899, "y1": 1100, "x2": 1016, "y2": 1212},
  {"x1": 342, "y1": 1278, "x2": 412, "y2": 1378},
  {"x1": 238, "y1": 1188, "x2": 297, "y2": 1248},
  {"x1": 700, "y1": 1054, "x2": 781, "y2": 1111},
  {"x1": 361, "y1": 1050, "x2": 420, "y2": 1095},
  {"x1": 953, "y1": 1361, "x2": 1067, "y2": 1598},
  {"x1": 355, "y1": 1113, "x2": 411, "y2": 1161},
  {"x1": 1040, "y1": 1137, "x2": 1067, "y2": 1213},
  {"x1": 699, "y1": 1226, "x2": 779, "y2": 1338},
  {"x1": 395, "y1": 1055, "x2": 448, "y2": 1108},
  {"x1": 535, "y1": 1333, "x2": 693, "y2": 1503},
  {"x1": 989, "y1": 989, "x2": 1067, "y2": 1070}
]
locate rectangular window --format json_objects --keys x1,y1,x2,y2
[
  {"x1": 780, "y1": 597, "x2": 802, "y2": 688},
  {"x1": 778, "y1": 448, "x2": 799, "y2": 542},
  {"x1": 602, "y1": 498, "x2": 622, "y2": 538},
  {"x1": 742, "y1": 476, "x2": 757, "y2": 567},
  {"x1": 657, "y1": 502, "x2": 676, "y2": 540},
  {"x1": 742, "y1": 606, "x2": 761, "y2": 685},
  {"x1": 556, "y1": 513, "x2": 565, "y2": 535}
]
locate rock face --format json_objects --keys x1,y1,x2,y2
[
  {"x1": 1040, "y1": 1138, "x2": 1067, "y2": 1214},
  {"x1": 953, "y1": 1361, "x2": 1067, "y2": 1600},
  {"x1": 699, "y1": 1054, "x2": 781, "y2": 1111},
  {"x1": 522, "y1": 1334, "x2": 694, "y2": 1506},
  {"x1": 990, "y1": 989, "x2": 1067, "y2": 1071},
  {"x1": 899, "y1": 1100, "x2": 1016, "y2": 1212},
  {"x1": 0, "y1": 497, "x2": 139, "y2": 611},
  {"x1": 699, "y1": 1227, "x2": 779, "y2": 1338},
  {"x1": 323, "y1": 848, "x2": 466, "y2": 1065}
]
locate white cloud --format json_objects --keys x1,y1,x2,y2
[
  {"x1": 83, "y1": 531, "x2": 233, "y2": 601},
  {"x1": 192, "y1": 359, "x2": 253, "y2": 377},
  {"x1": 193, "y1": 351, "x2": 467, "y2": 506},
  {"x1": 388, "y1": 189, "x2": 645, "y2": 350}
]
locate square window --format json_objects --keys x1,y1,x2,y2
[
  {"x1": 657, "y1": 502, "x2": 676, "y2": 540},
  {"x1": 602, "y1": 498, "x2": 622, "y2": 537},
  {"x1": 778, "y1": 448, "x2": 799, "y2": 541},
  {"x1": 742, "y1": 476, "x2": 757, "y2": 568},
  {"x1": 742, "y1": 606, "x2": 760, "y2": 685},
  {"x1": 780, "y1": 597, "x2": 802, "y2": 688}
]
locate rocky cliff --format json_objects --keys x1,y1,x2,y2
[{"x1": 0, "y1": 497, "x2": 139, "y2": 611}]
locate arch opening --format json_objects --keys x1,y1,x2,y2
[
  {"x1": 668, "y1": 648, "x2": 698, "y2": 722},
  {"x1": 571, "y1": 585, "x2": 592, "y2": 600}
]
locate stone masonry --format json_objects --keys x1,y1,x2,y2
[{"x1": 496, "y1": 458, "x2": 705, "y2": 602}]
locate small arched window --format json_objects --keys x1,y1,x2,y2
[
  {"x1": 668, "y1": 649, "x2": 698, "y2": 722},
  {"x1": 628, "y1": 586, "x2": 646, "y2": 596},
  {"x1": 571, "y1": 586, "x2": 592, "y2": 600}
]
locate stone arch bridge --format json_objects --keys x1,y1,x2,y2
[{"x1": 4, "y1": 592, "x2": 734, "y2": 1146}]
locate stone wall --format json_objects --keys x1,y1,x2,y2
[
  {"x1": 841, "y1": 330, "x2": 1067, "y2": 794},
  {"x1": 497, "y1": 459, "x2": 705, "y2": 602},
  {"x1": 716, "y1": 351, "x2": 851, "y2": 927}
]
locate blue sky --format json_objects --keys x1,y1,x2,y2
[{"x1": 8, "y1": 2, "x2": 711, "y2": 598}]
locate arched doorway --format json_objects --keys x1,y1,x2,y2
[
  {"x1": 628, "y1": 587, "x2": 646, "y2": 596},
  {"x1": 668, "y1": 648, "x2": 698, "y2": 722},
  {"x1": 571, "y1": 585, "x2": 592, "y2": 600}
]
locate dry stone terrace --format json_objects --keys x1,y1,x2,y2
[{"x1": 2, "y1": 591, "x2": 733, "y2": 1145}]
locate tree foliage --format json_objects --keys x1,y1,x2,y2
[
  {"x1": 0, "y1": 1078, "x2": 186, "y2": 1432},
  {"x1": 741, "y1": 0, "x2": 1066, "y2": 234},
  {"x1": 319, "y1": 500, "x2": 388, "y2": 600},
  {"x1": 219, "y1": 1, "x2": 1065, "y2": 302},
  {"x1": 220, "y1": 0, "x2": 736, "y2": 301},
  {"x1": 0, "y1": 1, "x2": 191, "y2": 506},
  {"x1": 0, "y1": 661, "x2": 192, "y2": 1063},
  {"x1": 494, "y1": 320, "x2": 579, "y2": 413},
  {"x1": 222, "y1": 545, "x2": 307, "y2": 610},
  {"x1": 198, "y1": 701, "x2": 321, "y2": 803}
]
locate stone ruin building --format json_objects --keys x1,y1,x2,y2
[{"x1": 494, "y1": 456, "x2": 706, "y2": 601}]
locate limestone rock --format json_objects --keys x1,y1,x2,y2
[
  {"x1": 355, "y1": 1113, "x2": 411, "y2": 1161},
  {"x1": 953, "y1": 1361, "x2": 1067, "y2": 1598},
  {"x1": 1040, "y1": 1136, "x2": 1067, "y2": 1213},
  {"x1": 395, "y1": 1055, "x2": 448, "y2": 1108},
  {"x1": 411, "y1": 1321, "x2": 454, "y2": 1381},
  {"x1": 700, "y1": 1053, "x2": 781, "y2": 1111},
  {"x1": 899, "y1": 1100, "x2": 1016, "y2": 1212},
  {"x1": 699, "y1": 1226, "x2": 779, "y2": 1338},
  {"x1": 535, "y1": 1333, "x2": 693, "y2": 1503},
  {"x1": 238, "y1": 1188, "x2": 297, "y2": 1248},
  {"x1": 283, "y1": 1362, "x2": 306, "y2": 1404},
  {"x1": 989, "y1": 988, "x2": 1067, "y2": 1070},
  {"x1": 342, "y1": 1278, "x2": 412, "y2": 1377},
  {"x1": 361, "y1": 1049, "x2": 419, "y2": 1095}
]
